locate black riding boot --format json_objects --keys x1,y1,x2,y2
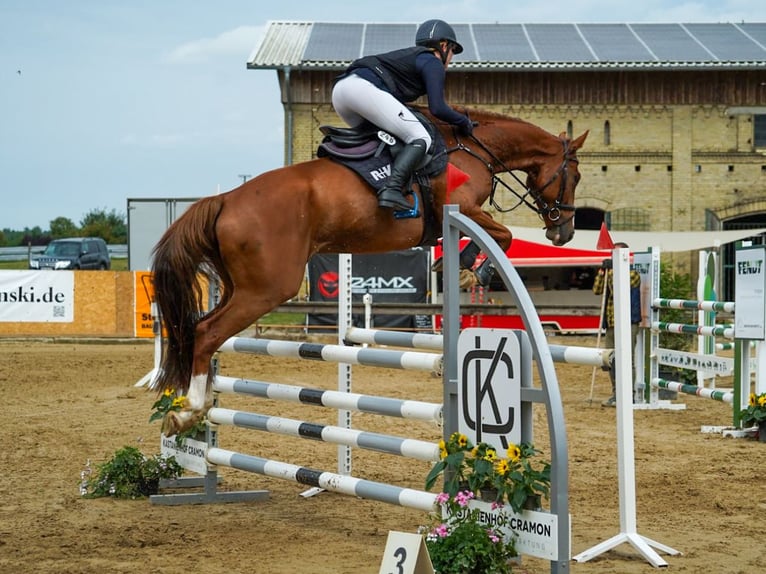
[{"x1": 377, "y1": 139, "x2": 427, "y2": 210}]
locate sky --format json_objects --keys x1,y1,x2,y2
[{"x1": 2, "y1": 1, "x2": 766, "y2": 231}]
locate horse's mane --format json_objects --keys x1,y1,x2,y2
[{"x1": 412, "y1": 105, "x2": 540, "y2": 131}]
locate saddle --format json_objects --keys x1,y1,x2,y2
[{"x1": 317, "y1": 110, "x2": 448, "y2": 225}]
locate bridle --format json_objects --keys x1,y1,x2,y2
[{"x1": 447, "y1": 131, "x2": 578, "y2": 226}]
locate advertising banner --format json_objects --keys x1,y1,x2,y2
[
  {"x1": 134, "y1": 271, "x2": 155, "y2": 338},
  {"x1": 0, "y1": 270, "x2": 74, "y2": 322},
  {"x1": 308, "y1": 249, "x2": 430, "y2": 330},
  {"x1": 734, "y1": 245, "x2": 766, "y2": 340}
]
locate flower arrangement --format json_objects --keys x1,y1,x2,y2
[
  {"x1": 80, "y1": 445, "x2": 183, "y2": 499},
  {"x1": 422, "y1": 490, "x2": 517, "y2": 574},
  {"x1": 425, "y1": 432, "x2": 551, "y2": 513},
  {"x1": 741, "y1": 392, "x2": 766, "y2": 428},
  {"x1": 150, "y1": 388, "x2": 206, "y2": 444}
]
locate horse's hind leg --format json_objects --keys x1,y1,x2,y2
[{"x1": 164, "y1": 271, "x2": 305, "y2": 435}]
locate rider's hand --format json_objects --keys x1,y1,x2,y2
[{"x1": 457, "y1": 117, "x2": 474, "y2": 137}]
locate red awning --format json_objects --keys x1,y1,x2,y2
[{"x1": 435, "y1": 238, "x2": 612, "y2": 267}]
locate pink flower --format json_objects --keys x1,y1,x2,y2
[
  {"x1": 435, "y1": 492, "x2": 450, "y2": 505},
  {"x1": 432, "y1": 523, "x2": 449, "y2": 538},
  {"x1": 455, "y1": 490, "x2": 475, "y2": 507}
]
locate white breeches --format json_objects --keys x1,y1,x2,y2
[{"x1": 332, "y1": 73, "x2": 432, "y2": 149}]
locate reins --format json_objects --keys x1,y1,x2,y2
[{"x1": 446, "y1": 128, "x2": 578, "y2": 224}]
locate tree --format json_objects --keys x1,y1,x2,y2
[
  {"x1": 20, "y1": 227, "x2": 49, "y2": 246},
  {"x1": 49, "y1": 217, "x2": 78, "y2": 239},
  {"x1": 80, "y1": 208, "x2": 127, "y2": 244}
]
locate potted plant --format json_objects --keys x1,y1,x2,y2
[
  {"x1": 494, "y1": 442, "x2": 551, "y2": 512},
  {"x1": 465, "y1": 442, "x2": 500, "y2": 501},
  {"x1": 422, "y1": 490, "x2": 517, "y2": 574},
  {"x1": 740, "y1": 392, "x2": 766, "y2": 441},
  {"x1": 425, "y1": 432, "x2": 552, "y2": 513},
  {"x1": 80, "y1": 445, "x2": 183, "y2": 499}
]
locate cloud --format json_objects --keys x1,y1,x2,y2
[{"x1": 164, "y1": 25, "x2": 266, "y2": 63}]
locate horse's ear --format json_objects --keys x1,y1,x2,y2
[{"x1": 570, "y1": 130, "x2": 589, "y2": 151}]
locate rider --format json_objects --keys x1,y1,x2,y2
[{"x1": 332, "y1": 19, "x2": 474, "y2": 211}]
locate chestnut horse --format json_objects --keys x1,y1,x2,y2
[{"x1": 152, "y1": 107, "x2": 588, "y2": 433}]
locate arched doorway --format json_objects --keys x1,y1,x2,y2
[{"x1": 575, "y1": 206, "x2": 604, "y2": 231}]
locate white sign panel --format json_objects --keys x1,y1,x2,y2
[
  {"x1": 457, "y1": 328, "x2": 522, "y2": 451},
  {"x1": 456, "y1": 499, "x2": 562, "y2": 561},
  {"x1": 378, "y1": 531, "x2": 434, "y2": 574},
  {"x1": 0, "y1": 270, "x2": 74, "y2": 322},
  {"x1": 734, "y1": 246, "x2": 766, "y2": 340},
  {"x1": 160, "y1": 433, "x2": 208, "y2": 475}
]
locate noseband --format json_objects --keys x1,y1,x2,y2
[{"x1": 449, "y1": 133, "x2": 578, "y2": 224}]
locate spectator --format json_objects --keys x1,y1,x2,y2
[{"x1": 592, "y1": 242, "x2": 642, "y2": 407}]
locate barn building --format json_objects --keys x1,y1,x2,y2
[{"x1": 247, "y1": 21, "x2": 766, "y2": 296}]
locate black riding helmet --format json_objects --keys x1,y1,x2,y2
[{"x1": 415, "y1": 19, "x2": 464, "y2": 54}]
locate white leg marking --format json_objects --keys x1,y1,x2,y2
[{"x1": 186, "y1": 373, "x2": 208, "y2": 410}]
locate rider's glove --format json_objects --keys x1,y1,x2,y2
[{"x1": 457, "y1": 117, "x2": 474, "y2": 137}]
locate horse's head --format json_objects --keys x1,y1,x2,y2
[{"x1": 526, "y1": 130, "x2": 588, "y2": 246}]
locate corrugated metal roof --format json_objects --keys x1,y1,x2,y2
[{"x1": 247, "y1": 21, "x2": 766, "y2": 71}]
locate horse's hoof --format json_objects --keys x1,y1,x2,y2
[{"x1": 162, "y1": 409, "x2": 205, "y2": 436}]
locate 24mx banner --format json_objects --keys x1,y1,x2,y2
[{"x1": 308, "y1": 249, "x2": 430, "y2": 331}]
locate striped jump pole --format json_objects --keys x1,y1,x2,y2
[
  {"x1": 345, "y1": 327, "x2": 611, "y2": 368},
  {"x1": 345, "y1": 327, "x2": 443, "y2": 351},
  {"x1": 651, "y1": 321, "x2": 735, "y2": 339},
  {"x1": 214, "y1": 376, "x2": 442, "y2": 424},
  {"x1": 219, "y1": 336, "x2": 443, "y2": 375},
  {"x1": 207, "y1": 407, "x2": 441, "y2": 461},
  {"x1": 652, "y1": 298, "x2": 735, "y2": 313},
  {"x1": 206, "y1": 447, "x2": 438, "y2": 513},
  {"x1": 651, "y1": 379, "x2": 733, "y2": 404}
]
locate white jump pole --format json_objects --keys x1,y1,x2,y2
[{"x1": 574, "y1": 247, "x2": 680, "y2": 567}]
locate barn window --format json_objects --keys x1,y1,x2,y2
[
  {"x1": 567, "y1": 120, "x2": 573, "y2": 139},
  {"x1": 755, "y1": 115, "x2": 766, "y2": 148},
  {"x1": 609, "y1": 207, "x2": 650, "y2": 231},
  {"x1": 604, "y1": 120, "x2": 611, "y2": 146}
]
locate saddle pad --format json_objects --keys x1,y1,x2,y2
[{"x1": 326, "y1": 127, "x2": 448, "y2": 191}]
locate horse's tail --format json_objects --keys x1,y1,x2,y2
[{"x1": 151, "y1": 194, "x2": 228, "y2": 395}]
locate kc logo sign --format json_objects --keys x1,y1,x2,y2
[{"x1": 457, "y1": 329, "x2": 523, "y2": 451}]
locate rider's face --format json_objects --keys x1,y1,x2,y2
[{"x1": 442, "y1": 42, "x2": 454, "y2": 67}]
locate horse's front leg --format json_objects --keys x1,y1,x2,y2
[
  {"x1": 453, "y1": 207, "x2": 514, "y2": 285},
  {"x1": 430, "y1": 207, "x2": 512, "y2": 273}
]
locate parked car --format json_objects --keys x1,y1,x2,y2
[{"x1": 29, "y1": 237, "x2": 111, "y2": 270}]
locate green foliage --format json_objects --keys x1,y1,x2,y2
[
  {"x1": 740, "y1": 392, "x2": 766, "y2": 427},
  {"x1": 80, "y1": 208, "x2": 127, "y2": 243},
  {"x1": 426, "y1": 433, "x2": 551, "y2": 514},
  {"x1": 80, "y1": 446, "x2": 183, "y2": 499},
  {"x1": 49, "y1": 217, "x2": 78, "y2": 238},
  {"x1": 0, "y1": 208, "x2": 126, "y2": 246},
  {"x1": 658, "y1": 260, "x2": 695, "y2": 353},
  {"x1": 424, "y1": 491, "x2": 517, "y2": 574}
]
